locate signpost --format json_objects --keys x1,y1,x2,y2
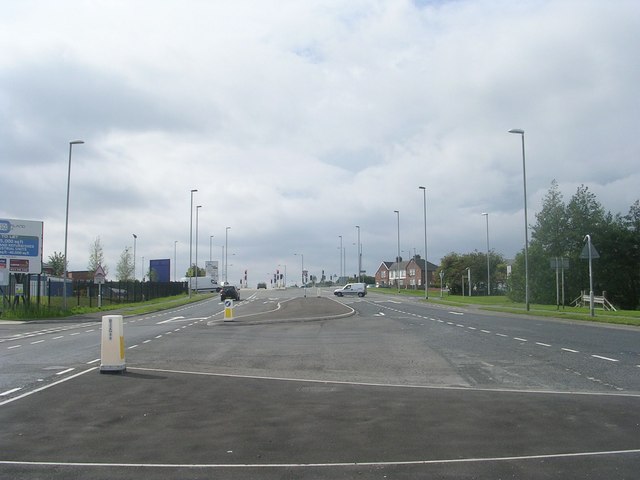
[
  {"x1": 581, "y1": 235, "x2": 600, "y2": 317},
  {"x1": 550, "y1": 257, "x2": 569, "y2": 310},
  {"x1": 94, "y1": 265, "x2": 106, "y2": 307}
]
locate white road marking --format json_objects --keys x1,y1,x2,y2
[
  {"x1": 591, "y1": 355, "x2": 619, "y2": 362},
  {"x1": 86, "y1": 359, "x2": 101, "y2": 364},
  {"x1": 8, "y1": 345, "x2": 22, "y2": 349},
  {"x1": 0, "y1": 388, "x2": 22, "y2": 397},
  {"x1": 480, "y1": 330, "x2": 491, "y2": 334},
  {"x1": 562, "y1": 348, "x2": 579, "y2": 353},
  {"x1": 513, "y1": 337, "x2": 527, "y2": 342},
  {"x1": 156, "y1": 316, "x2": 185, "y2": 325},
  {"x1": 53, "y1": 336, "x2": 64, "y2": 340},
  {"x1": 30, "y1": 340, "x2": 45, "y2": 345},
  {"x1": 495, "y1": 333, "x2": 507, "y2": 337},
  {"x1": 449, "y1": 311, "x2": 464, "y2": 316},
  {"x1": 56, "y1": 368, "x2": 75, "y2": 376},
  {"x1": 128, "y1": 345, "x2": 139, "y2": 349},
  {"x1": 535, "y1": 342, "x2": 551, "y2": 347}
]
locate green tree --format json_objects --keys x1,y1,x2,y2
[
  {"x1": 116, "y1": 247, "x2": 134, "y2": 281},
  {"x1": 437, "y1": 251, "x2": 505, "y2": 295},
  {"x1": 531, "y1": 180, "x2": 567, "y2": 256},
  {"x1": 87, "y1": 236, "x2": 108, "y2": 277},
  {"x1": 185, "y1": 265, "x2": 206, "y2": 277},
  {"x1": 48, "y1": 251, "x2": 66, "y2": 276}
]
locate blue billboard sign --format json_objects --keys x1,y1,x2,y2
[{"x1": 150, "y1": 259, "x2": 171, "y2": 283}]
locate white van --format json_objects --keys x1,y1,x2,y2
[{"x1": 334, "y1": 283, "x2": 367, "y2": 297}]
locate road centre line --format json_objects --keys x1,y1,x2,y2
[
  {"x1": 56, "y1": 368, "x2": 75, "y2": 376},
  {"x1": 562, "y1": 348, "x2": 579, "y2": 353},
  {"x1": 514, "y1": 337, "x2": 528, "y2": 342},
  {"x1": 30, "y1": 340, "x2": 44, "y2": 345},
  {"x1": 0, "y1": 387, "x2": 22, "y2": 397},
  {"x1": 592, "y1": 355, "x2": 619, "y2": 362},
  {"x1": 496, "y1": 333, "x2": 508, "y2": 337},
  {"x1": 535, "y1": 342, "x2": 552, "y2": 347},
  {"x1": 8, "y1": 345, "x2": 22, "y2": 349},
  {"x1": 480, "y1": 330, "x2": 491, "y2": 334},
  {"x1": 53, "y1": 336, "x2": 64, "y2": 340}
]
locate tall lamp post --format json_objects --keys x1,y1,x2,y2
[
  {"x1": 509, "y1": 128, "x2": 530, "y2": 311},
  {"x1": 482, "y1": 212, "x2": 490, "y2": 296},
  {"x1": 225, "y1": 227, "x2": 231, "y2": 283},
  {"x1": 188, "y1": 189, "x2": 197, "y2": 298},
  {"x1": 63, "y1": 140, "x2": 84, "y2": 309},
  {"x1": 195, "y1": 205, "x2": 202, "y2": 293},
  {"x1": 355, "y1": 226, "x2": 361, "y2": 282},
  {"x1": 209, "y1": 235, "x2": 214, "y2": 262},
  {"x1": 394, "y1": 210, "x2": 400, "y2": 293},
  {"x1": 132, "y1": 234, "x2": 137, "y2": 281},
  {"x1": 419, "y1": 186, "x2": 428, "y2": 299},
  {"x1": 174, "y1": 240, "x2": 178, "y2": 282},
  {"x1": 294, "y1": 253, "x2": 305, "y2": 297},
  {"x1": 338, "y1": 235, "x2": 343, "y2": 282}
]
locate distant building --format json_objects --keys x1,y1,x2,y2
[{"x1": 374, "y1": 255, "x2": 438, "y2": 289}]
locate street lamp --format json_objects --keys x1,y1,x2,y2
[
  {"x1": 419, "y1": 186, "x2": 428, "y2": 299},
  {"x1": 225, "y1": 227, "x2": 231, "y2": 283},
  {"x1": 584, "y1": 234, "x2": 595, "y2": 317},
  {"x1": 174, "y1": 240, "x2": 178, "y2": 282},
  {"x1": 62, "y1": 140, "x2": 84, "y2": 309},
  {"x1": 394, "y1": 210, "x2": 400, "y2": 293},
  {"x1": 188, "y1": 189, "x2": 197, "y2": 298},
  {"x1": 294, "y1": 253, "x2": 305, "y2": 297},
  {"x1": 338, "y1": 235, "x2": 343, "y2": 282},
  {"x1": 482, "y1": 212, "x2": 490, "y2": 296},
  {"x1": 355, "y1": 226, "x2": 361, "y2": 282},
  {"x1": 508, "y1": 128, "x2": 529, "y2": 310},
  {"x1": 195, "y1": 205, "x2": 202, "y2": 293},
  {"x1": 209, "y1": 235, "x2": 214, "y2": 262},
  {"x1": 466, "y1": 267, "x2": 471, "y2": 297},
  {"x1": 132, "y1": 234, "x2": 137, "y2": 281}
]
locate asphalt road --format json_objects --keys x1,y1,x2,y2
[{"x1": 1, "y1": 288, "x2": 639, "y2": 479}]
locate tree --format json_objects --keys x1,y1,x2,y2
[
  {"x1": 48, "y1": 251, "x2": 66, "y2": 276},
  {"x1": 116, "y1": 247, "x2": 134, "y2": 281},
  {"x1": 87, "y1": 236, "x2": 108, "y2": 276},
  {"x1": 185, "y1": 265, "x2": 206, "y2": 278},
  {"x1": 531, "y1": 180, "x2": 567, "y2": 256},
  {"x1": 437, "y1": 251, "x2": 505, "y2": 295}
]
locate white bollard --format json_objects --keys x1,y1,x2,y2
[{"x1": 100, "y1": 315, "x2": 126, "y2": 373}]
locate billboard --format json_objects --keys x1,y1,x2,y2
[
  {"x1": 205, "y1": 261, "x2": 219, "y2": 283},
  {"x1": 149, "y1": 259, "x2": 171, "y2": 283},
  {"x1": 0, "y1": 218, "x2": 43, "y2": 275}
]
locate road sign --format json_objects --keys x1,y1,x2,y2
[
  {"x1": 94, "y1": 265, "x2": 106, "y2": 284},
  {"x1": 580, "y1": 242, "x2": 600, "y2": 259},
  {"x1": 224, "y1": 299, "x2": 234, "y2": 321}
]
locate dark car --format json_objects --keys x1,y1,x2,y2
[
  {"x1": 257, "y1": 282, "x2": 267, "y2": 289},
  {"x1": 220, "y1": 285, "x2": 240, "y2": 301}
]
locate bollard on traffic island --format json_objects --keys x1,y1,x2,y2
[{"x1": 100, "y1": 315, "x2": 126, "y2": 373}]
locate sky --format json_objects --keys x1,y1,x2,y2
[{"x1": 1, "y1": 0, "x2": 638, "y2": 286}]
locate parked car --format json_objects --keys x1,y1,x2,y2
[
  {"x1": 334, "y1": 283, "x2": 367, "y2": 297},
  {"x1": 220, "y1": 285, "x2": 240, "y2": 301},
  {"x1": 257, "y1": 282, "x2": 267, "y2": 289}
]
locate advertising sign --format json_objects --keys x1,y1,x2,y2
[
  {"x1": 150, "y1": 259, "x2": 171, "y2": 283},
  {"x1": 205, "y1": 261, "x2": 219, "y2": 283},
  {"x1": 0, "y1": 218, "x2": 43, "y2": 274}
]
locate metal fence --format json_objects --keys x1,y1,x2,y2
[{"x1": 2, "y1": 274, "x2": 187, "y2": 310}]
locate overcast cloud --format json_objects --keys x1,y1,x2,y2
[{"x1": 1, "y1": 0, "x2": 638, "y2": 285}]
